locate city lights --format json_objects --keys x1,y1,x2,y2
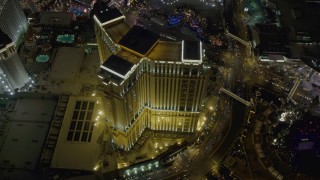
[{"x1": 0, "y1": 0, "x2": 318, "y2": 179}]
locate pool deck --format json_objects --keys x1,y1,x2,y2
[{"x1": 50, "y1": 47, "x2": 84, "y2": 81}]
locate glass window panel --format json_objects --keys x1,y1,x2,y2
[
  {"x1": 72, "y1": 111, "x2": 79, "y2": 120},
  {"x1": 81, "y1": 132, "x2": 88, "y2": 142},
  {"x1": 79, "y1": 111, "x2": 85, "y2": 120},
  {"x1": 76, "y1": 121, "x2": 83, "y2": 130},
  {"x1": 74, "y1": 131, "x2": 80, "y2": 141},
  {"x1": 81, "y1": 101, "x2": 88, "y2": 110},
  {"x1": 69, "y1": 121, "x2": 76, "y2": 130},
  {"x1": 88, "y1": 132, "x2": 92, "y2": 142},
  {"x1": 86, "y1": 111, "x2": 92, "y2": 121},
  {"x1": 183, "y1": 69, "x2": 189, "y2": 75},
  {"x1": 84, "y1": 122, "x2": 90, "y2": 131},
  {"x1": 191, "y1": 69, "x2": 197, "y2": 75},
  {"x1": 75, "y1": 101, "x2": 81, "y2": 109},
  {"x1": 67, "y1": 131, "x2": 74, "y2": 141}
]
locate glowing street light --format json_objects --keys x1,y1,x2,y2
[{"x1": 93, "y1": 164, "x2": 99, "y2": 171}]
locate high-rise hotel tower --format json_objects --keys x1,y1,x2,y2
[
  {"x1": 93, "y1": 3, "x2": 208, "y2": 150},
  {"x1": 0, "y1": 29, "x2": 29, "y2": 93},
  {"x1": 0, "y1": 0, "x2": 28, "y2": 45}
]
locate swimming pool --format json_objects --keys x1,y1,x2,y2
[
  {"x1": 36, "y1": 55, "x2": 49, "y2": 63},
  {"x1": 56, "y1": 34, "x2": 75, "y2": 44}
]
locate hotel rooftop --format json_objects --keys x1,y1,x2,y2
[
  {"x1": 93, "y1": 3, "x2": 203, "y2": 85},
  {"x1": 118, "y1": 25, "x2": 159, "y2": 57},
  {"x1": 94, "y1": 6, "x2": 124, "y2": 26},
  {"x1": 100, "y1": 54, "x2": 135, "y2": 80}
]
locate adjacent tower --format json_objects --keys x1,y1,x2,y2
[
  {"x1": 0, "y1": 29, "x2": 29, "y2": 94},
  {"x1": 0, "y1": 0, "x2": 28, "y2": 45}
]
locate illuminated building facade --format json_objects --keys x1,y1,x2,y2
[
  {"x1": 0, "y1": 0, "x2": 28, "y2": 45},
  {"x1": 0, "y1": 29, "x2": 29, "y2": 94},
  {"x1": 94, "y1": 4, "x2": 208, "y2": 150}
]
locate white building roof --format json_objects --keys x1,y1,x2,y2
[{"x1": 51, "y1": 96, "x2": 105, "y2": 171}]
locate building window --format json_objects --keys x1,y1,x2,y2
[
  {"x1": 191, "y1": 68, "x2": 198, "y2": 76},
  {"x1": 183, "y1": 68, "x2": 189, "y2": 75},
  {"x1": 67, "y1": 101, "x2": 95, "y2": 142}
]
